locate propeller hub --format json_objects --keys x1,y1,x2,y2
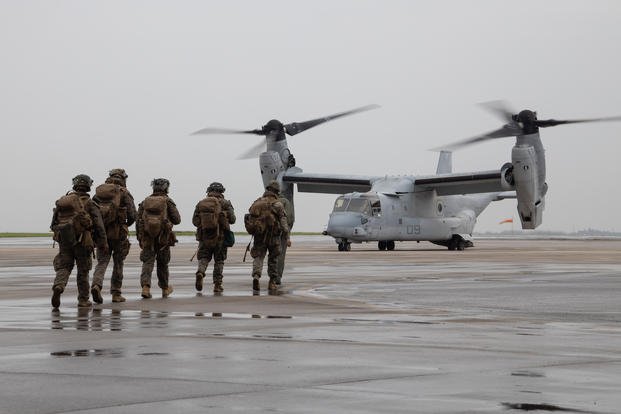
[{"x1": 514, "y1": 110, "x2": 538, "y2": 134}]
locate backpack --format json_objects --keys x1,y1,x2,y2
[
  {"x1": 196, "y1": 196, "x2": 224, "y2": 247},
  {"x1": 53, "y1": 193, "x2": 93, "y2": 246},
  {"x1": 244, "y1": 197, "x2": 278, "y2": 236},
  {"x1": 141, "y1": 195, "x2": 170, "y2": 242},
  {"x1": 95, "y1": 183, "x2": 122, "y2": 239}
]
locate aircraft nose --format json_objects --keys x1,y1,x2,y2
[{"x1": 326, "y1": 213, "x2": 363, "y2": 237}]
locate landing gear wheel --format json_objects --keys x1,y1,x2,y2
[
  {"x1": 338, "y1": 241, "x2": 351, "y2": 252},
  {"x1": 378, "y1": 241, "x2": 387, "y2": 251},
  {"x1": 338, "y1": 243, "x2": 344, "y2": 251},
  {"x1": 344, "y1": 242, "x2": 351, "y2": 251},
  {"x1": 457, "y1": 240, "x2": 465, "y2": 251},
  {"x1": 386, "y1": 241, "x2": 395, "y2": 251}
]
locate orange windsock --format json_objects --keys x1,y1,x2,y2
[{"x1": 499, "y1": 218, "x2": 513, "y2": 224}]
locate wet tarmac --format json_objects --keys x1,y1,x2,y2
[{"x1": 0, "y1": 236, "x2": 620, "y2": 413}]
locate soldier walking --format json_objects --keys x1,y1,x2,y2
[
  {"x1": 50, "y1": 174, "x2": 107, "y2": 308},
  {"x1": 276, "y1": 193, "x2": 294, "y2": 285},
  {"x1": 91, "y1": 168, "x2": 136, "y2": 303},
  {"x1": 193, "y1": 182, "x2": 236, "y2": 293},
  {"x1": 136, "y1": 178, "x2": 181, "y2": 299},
  {"x1": 244, "y1": 180, "x2": 289, "y2": 292}
]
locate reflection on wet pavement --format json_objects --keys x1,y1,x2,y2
[
  {"x1": 50, "y1": 348, "x2": 124, "y2": 358},
  {"x1": 44, "y1": 309, "x2": 295, "y2": 331}
]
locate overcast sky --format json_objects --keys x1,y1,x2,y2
[{"x1": 1, "y1": 0, "x2": 620, "y2": 233}]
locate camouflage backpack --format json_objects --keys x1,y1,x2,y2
[
  {"x1": 95, "y1": 183, "x2": 122, "y2": 239},
  {"x1": 53, "y1": 193, "x2": 93, "y2": 247},
  {"x1": 141, "y1": 195, "x2": 170, "y2": 243},
  {"x1": 196, "y1": 196, "x2": 224, "y2": 247},
  {"x1": 244, "y1": 197, "x2": 278, "y2": 236}
]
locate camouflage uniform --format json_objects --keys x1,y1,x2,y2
[
  {"x1": 136, "y1": 179, "x2": 181, "y2": 297},
  {"x1": 91, "y1": 169, "x2": 137, "y2": 302},
  {"x1": 276, "y1": 195, "x2": 294, "y2": 285},
  {"x1": 250, "y1": 183, "x2": 289, "y2": 291},
  {"x1": 51, "y1": 175, "x2": 107, "y2": 308},
  {"x1": 193, "y1": 184, "x2": 236, "y2": 292}
]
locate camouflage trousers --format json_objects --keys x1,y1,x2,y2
[
  {"x1": 275, "y1": 233, "x2": 289, "y2": 284},
  {"x1": 139, "y1": 243, "x2": 171, "y2": 289},
  {"x1": 92, "y1": 238, "x2": 131, "y2": 294},
  {"x1": 251, "y1": 238, "x2": 281, "y2": 281},
  {"x1": 196, "y1": 241, "x2": 228, "y2": 284},
  {"x1": 52, "y1": 244, "x2": 93, "y2": 301}
]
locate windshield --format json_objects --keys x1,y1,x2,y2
[
  {"x1": 346, "y1": 198, "x2": 371, "y2": 215},
  {"x1": 332, "y1": 196, "x2": 349, "y2": 212}
]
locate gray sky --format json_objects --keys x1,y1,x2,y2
[{"x1": 2, "y1": 0, "x2": 621, "y2": 233}]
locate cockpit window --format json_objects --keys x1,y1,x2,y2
[
  {"x1": 332, "y1": 196, "x2": 349, "y2": 212},
  {"x1": 346, "y1": 198, "x2": 371, "y2": 215}
]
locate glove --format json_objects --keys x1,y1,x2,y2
[{"x1": 286, "y1": 238, "x2": 291, "y2": 247}]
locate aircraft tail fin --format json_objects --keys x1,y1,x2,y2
[{"x1": 436, "y1": 151, "x2": 452, "y2": 174}]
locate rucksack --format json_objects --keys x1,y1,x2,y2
[
  {"x1": 197, "y1": 196, "x2": 224, "y2": 247},
  {"x1": 53, "y1": 193, "x2": 93, "y2": 246},
  {"x1": 244, "y1": 197, "x2": 278, "y2": 236},
  {"x1": 95, "y1": 183, "x2": 122, "y2": 239},
  {"x1": 141, "y1": 195, "x2": 170, "y2": 241}
]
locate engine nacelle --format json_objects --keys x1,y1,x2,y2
[
  {"x1": 511, "y1": 145, "x2": 544, "y2": 229},
  {"x1": 259, "y1": 151, "x2": 285, "y2": 189}
]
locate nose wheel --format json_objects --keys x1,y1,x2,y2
[{"x1": 338, "y1": 241, "x2": 351, "y2": 251}]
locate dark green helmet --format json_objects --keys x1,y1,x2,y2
[
  {"x1": 72, "y1": 174, "x2": 93, "y2": 191},
  {"x1": 265, "y1": 180, "x2": 280, "y2": 194},
  {"x1": 207, "y1": 182, "x2": 225, "y2": 193},
  {"x1": 151, "y1": 178, "x2": 170, "y2": 193}
]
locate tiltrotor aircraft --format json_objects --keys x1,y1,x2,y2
[{"x1": 192, "y1": 103, "x2": 620, "y2": 251}]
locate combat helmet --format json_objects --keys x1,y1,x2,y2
[
  {"x1": 265, "y1": 180, "x2": 280, "y2": 194},
  {"x1": 109, "y1": 168, "x2": 128, "y2": 180},
  {"x1": 207, "y1": 182, "x2": 225, "y2": 194},
  {"x1": 151, "y1": 178, "x2": 170, "y2": 193},
  {"x1": 72, "y1": 174, "x2": 93, "y2": 192}
]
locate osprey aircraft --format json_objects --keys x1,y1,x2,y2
[{"x1": 192, "y1": 103, "x2": 620, "y2": 251}]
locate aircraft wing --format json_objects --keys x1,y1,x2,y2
[
  {"x1": 414, "y1": 170, "x2": 504, "y2": 195},
  {"x1": 283, "y1": 171, "x2": 376, "y2": 194}
]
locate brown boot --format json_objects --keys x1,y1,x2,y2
[
  {"x1": 141, "y1": 286, "x2": 152, "y2": 299},
  {"x1": 195, "y1": 272, "x2": 204, "y2": 291},
  {"x1": 77, "y1": 299, "x2": 92, "y2": 308},
  {"x1": 91, "y1": 285, "x2": 103, "y2": 304},
  {"x1": 252, "y1": 278, "x2": 260, "y2": 291},
  {"x1": 268, "y1": 279, "x2": 278, "y2": 291},
  {"x1": 213, "y1": 282, "x2": 223, "y2": 293},
  {"x1": 111, "y1": 293, "x2": 126, "y2": 303},
  {"x1": 162, "y1": 285, "x2": 174, "y2": 298},
  {"x1": 51, "y1": 286, "x2": 63, "y2": 309}
]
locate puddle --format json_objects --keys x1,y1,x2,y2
[
  {"x1": 511, "y1": 371, "x2": 545, "y2": 378},
  {"x1": 50, "y1": 348, "x2": 124, "y2": 358},
  {"x1": 501, "y1": 402, "x2": 591, "y2": 412}
]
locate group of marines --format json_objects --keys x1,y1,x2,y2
[{"x1": 50, "y1": 169, "x2": 293, "y2": 309}]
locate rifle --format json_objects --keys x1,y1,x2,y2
[
  {"x1": 190, "y1": 247, "x2": 198, "y2": 262},
  {"x1": 243, "y1": 236, "x2": 253, "y2": 262}
]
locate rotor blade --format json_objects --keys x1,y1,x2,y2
[
  {"x1": 537, "y1": 115, "x2": 621, "y2": 128},
  {"x1": 284, "y1": 104, "x2": 380, "y2": 136},
  {"x1": 190, "y1": 127, "x2": 264, "y2": 136},
  {"x1": 478, "y1": 100, "x2": 516, "y2": 123},
  {"x1": 433, "y1": 124, "x2": 523, "y2": 151},
  {"x1": 236, "y1": 139, "x2": 266, "y2": 160}
]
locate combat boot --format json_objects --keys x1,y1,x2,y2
[
  {"x1": 162, "y1": 285, "x2": 174, "y2": 298},
  {"x1": 51, "y1": 286, "x2": 63, "y2": 309},
  {"x1": 77, "y1": 299, "x2": 92, "y2": 308},
  {"x1": 111, "y1": 293, "x2": 126, "y2": 303},
  {"x1": 213, "y1": 282, "x2": 223, "y2": 293},
  {"x1": 268, "y1": 279, "x2": 278, "y2": 291},
  {"x1": 195, "y1": 271, "x2": 204, "y2": 291},
  {"x1": 252, "y1": 278, "x2": 260, "y2": 291},
  {"x1": 91, "y1": 285, "x2": 103, "y2": 304},
  {"x1": 141, "y1": 285, "x2": 152, "y2": 299}
]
